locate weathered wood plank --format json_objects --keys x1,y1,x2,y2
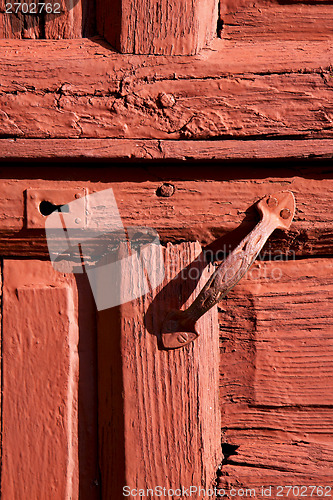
[
  {"x1": 223, "y1": 406, "x2": 333, "y2": 443},
  {"x1": 2, "y1": 260, "x2": 79, "y2": 499},
  {"x1": 97, "y1": 0, "x2": 218, "y2": 55},
  {"x1": 98, "y1": 242, "x2": 222, "y2": 497},
  {"x1": 220, "y1": 259, "x2": 333, "y2": 407},
  {"x1": 218, "y1": 257, "x2": 333, "y2": 498},
  {"x1": 1, "y1": 138, "x2": 333, "y2": 160},
  {"x1": 1, "y1": 71, "x2": 332, "y2": 139},
  {"x1": 1, "y1": 37, "x2": 332, "y2": 73},
  {"x1": 221, "y1": 4, "x2": 333, "y2": 41},
  {"x1": 2, "y1": 260, "x2": 100, "y2": 500},
  {"x1": 0, "y1": 176, "x2": 331, "y2": 255},
  {"x1": 219, "y1": 441, "x2": 333, "y2": 499},
  {"x1": 222, "y1": 440, "x2": 333, "y2": 476},
  {"x1": 0, "y1": 0, "x2": 96, "y2": 38},
  {"x1": 0, "y1": 38, "x2": 332, "y2": 139}
]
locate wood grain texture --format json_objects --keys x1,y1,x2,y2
[
  {"x1": 218, "y1": 258, "x2": 333, "y2": 497},
  {"x1": 98, "y1": 242, "x2": 222, "y2": 497},
  {"x1": 1, "y1": 138, "x2": 333, "y2": 160},
  {"x1": 221, "y1": 4, "x2": 333, "y2": 41},
  {"x1": 220, "y1": 259, "x2": 333, "y2": 407},
  {"x1": 2, "y1": 260, "x2": 100, "y2": 500},
  {"x1": 223, "y1": 406, "x2": 333, "y2": 444},
  {"x1": 2, "y1": 260, "x2": 79, "y2": 499},
  {"x1": 0, "y1": 175, "x2": 331, "y2": 255},
  {"x1": 97, "y1": 0, "x2": 217, "y2": 55},
  {"x1": 219, "y1": 441, "x2": 333, "y2": 499},
  {"x1": 97, "y1": 0, "x2": 218, "y2": 55},
  {"x1": 0, "y1": 0, "x2": 96, "y2": 39},
  {"x1": 0, "y1": 37, "x2": 332, "y2": 139}
]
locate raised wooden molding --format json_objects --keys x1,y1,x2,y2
[
  {"x1": 97, "y1": 0, "x2": 218, "y2": 55},
  {"x1": 2, "y1": 261, "x2": 80, "y2": 499},
  {"x1": 98, "y1": 243, "x2": 222, "y2": 496}
]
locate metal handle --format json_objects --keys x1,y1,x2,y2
[{"x1": 160, "y1": 191, "x2": 296, "y2": 349}]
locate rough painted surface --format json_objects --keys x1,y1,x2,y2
[
  {"x1": 0, "y1": 36, "x2": 332, "y2": 140},
  {"x1": 2, "y1": 260, "x2": 100, "y2": 500},
  {"x1": 0, "y1": 0, "x2": 332, "y2": 494},
  {"x1": 2, "y1": 260, "x2": 79, "y2": 499},
  {"x1": 1, "y1": 138, "x2": 333, "y2": 160},
  {"x1": 0, "y1": 175, "x2": 331, "y2": 255},
  {"x1": 0, "y1": 170, "x2": 331, "y2": 496},
  {"x1": 98, "y1": 242, "x2": 222, "y2": 497},
  {"x1": 1, "y1": 0, "x2": 216, "y2": 51},
  {"x1": 0, "y1": 0, "x2": 96, "y2": 38},
  {"x1": 221, "y1": 3, "x2": 333, "y2": 41},
  {"x1": 218, "y1": 259, "x2": 333, "y2": 498},
  {"x1": 97, "y1": 0, "x2": 217, "y2": 55}
]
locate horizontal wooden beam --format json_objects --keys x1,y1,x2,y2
[
  {"x1": 97, "y1": 0, "x2": 218, "y2": 55},
  {"x1": 1, "y1": 138, "x2": 333, "y2": 160},
  {"x1": 0, "y1": 175, "x2": 331, "y2": 256},
  {"x1": 0, "y1": 37, "x2": 332, "y2": 140},
  {"x1": 221, "y1": 2, "x2": 333, "y2": 41}
]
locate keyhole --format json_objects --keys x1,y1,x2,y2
[{"x1": 39, "y1": 201, "x2": 70, "y2": 216}]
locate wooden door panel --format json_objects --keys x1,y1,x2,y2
[
  {"x1": 2, "y1": 260, "x2": 99, "y2": 500},
  {"x1": 98, "y1": 242, "x2": 222, "y2": 497},
  {"x1": 219, "y1": 258, "x2": 333, "y2": 497},
  {"x1": 220, "y1": 259, "x2": 333, "y2": 406},
  {"x1": 0, "y1": 169, "x2": 330, "y2": 497}
]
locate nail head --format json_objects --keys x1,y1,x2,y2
[
  {"x1": 158, "y1": 92, "x2": 176, "y2": 108},
  {"x1": 280, "y1": 208, "x2": 291, "y2": 219},
  {"x1": 266, "y1": 196, "x2": 278, "y2": 208},
  {"x1": 156, "y1": 183, "x2": 175, "y2": 197}
]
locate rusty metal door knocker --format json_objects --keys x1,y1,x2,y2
[{"x1": 160, "y1": 191, "x2": 296, "y2": 349}]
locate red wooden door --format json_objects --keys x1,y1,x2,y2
[
  {"x1": 0, "y1": 174, "x2": 222, "y2": 499},
  {"x1": 0, "y1": 0, "x2": 332, "y2": 496}
]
